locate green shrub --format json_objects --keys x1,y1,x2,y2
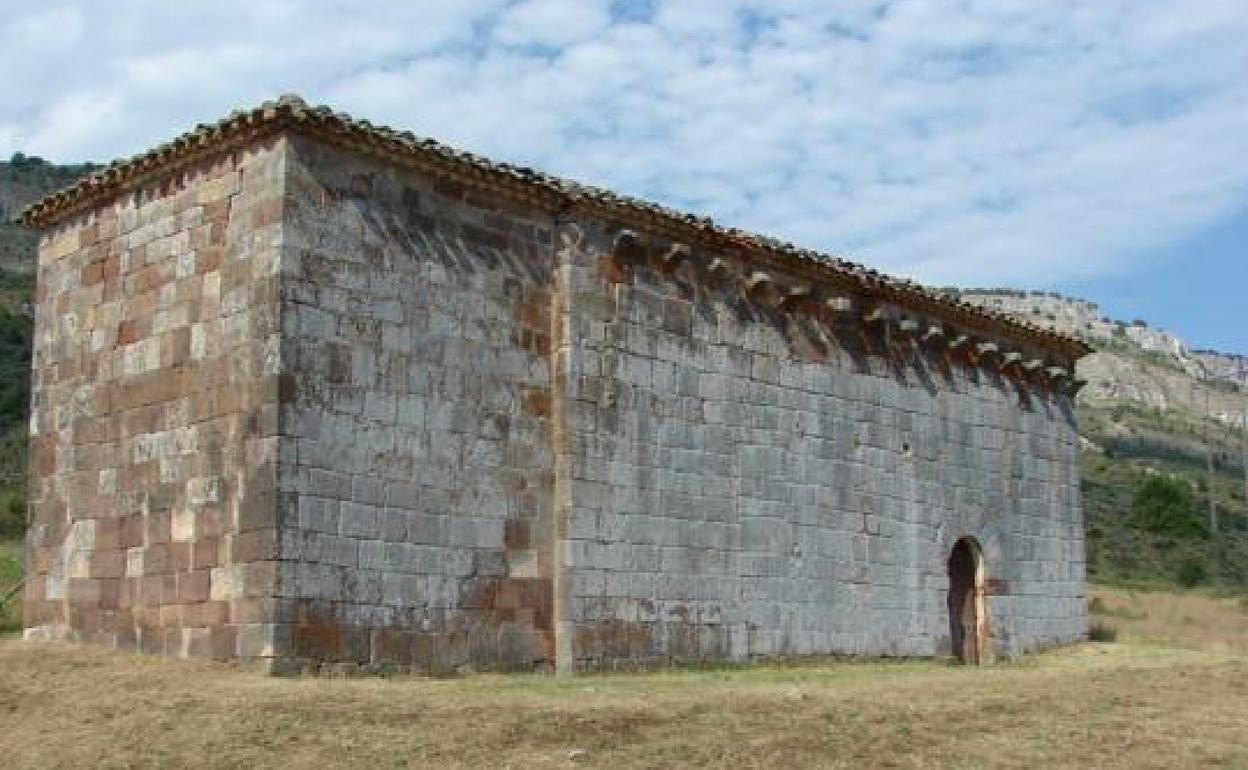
[
  {"x1": 1131, "y1": 476, "x2": 1207, "y2": 538},
  {"x1": 1177, "y1": 558, "x2": 1208, "y2": 588},
  {"x1": 1088, "y1": 620, "x2": 1118, "y2": 642}
]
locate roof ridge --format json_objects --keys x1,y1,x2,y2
[{"x1": 15, "y1": 94, "x2": 1090, "y2": 359}]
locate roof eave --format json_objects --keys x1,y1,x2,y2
[{"x1": 15, "y1": 94, "x2": 1091, "y2": 362}]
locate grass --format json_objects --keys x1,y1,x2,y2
[
  {"x1": 1087, "y1": 585, "x2": 1248, "y2": 655},
  {"x1": 0, "y1": 537, "x2": 21, "y2": 633},
  {"x1": 0, "y1": 587, "x2": 1246, "y2": 770}
]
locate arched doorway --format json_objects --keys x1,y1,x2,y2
[{"x1": 947, "y1": 537, "x2": 986, "y2": 664}]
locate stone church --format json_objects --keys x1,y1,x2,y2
[{"x1": 18, "y1": 96, "x2": 1089, "y2": 673}]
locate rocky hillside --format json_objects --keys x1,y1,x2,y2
[{"x1": 956, "y1": 289, "x2": 1248, "y2": 410}]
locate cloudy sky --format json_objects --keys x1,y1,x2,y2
[{"x1": 3, "y1": 0, "x2": 1246, "y2": 351}]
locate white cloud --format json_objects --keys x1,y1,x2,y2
[
  {"x1": 494, "y1": 0, "x2": 611, "y2": 47},
  {"x1": 2, "y1": 0, "x2": 1246, "y2": 289}
]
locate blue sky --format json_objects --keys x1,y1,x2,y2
[
  {"x1": 1063, "y1": 209, "x2": 1248, "y2": 354},
  {"x1": 2, "y1": 0, "x2": 1246, "y2": 353}
]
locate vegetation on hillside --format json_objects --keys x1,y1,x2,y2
[
  {"x1": 0, "y1": 154, "x2": 97, "y2": 273},
  {"x1": 0, "y1": 290, "x2": 29, "y2": 540},
  {"x1": 0, "y1": 275, "x2": 30, "y2": 539},
  {"x1": 1130, "y1": 476, "x2": 1207, "y2": 538},
  {"x1": 1081, "y1": 395, "x2": 1248, "y2": 589}
]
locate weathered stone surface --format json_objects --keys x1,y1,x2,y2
[
  {"x1": 24, "y1": 121, "x2": 1086, "y2": 674},
  {"x1": 25, "y1": 138, "x2": 286, "y2": 662}
]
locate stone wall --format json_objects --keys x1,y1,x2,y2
[
  {"x1": 553, "y1": 221, "x2": 1086, "y2": 670},
  {"x1": 274, "y1": 138, "x2": 557, "y2": 672},
  {"x1": 24, "y1": 137, "x2": 287, "y2": 660},
  {"x1": 24, "y1": 128, "x2": 1087, "y2": 672}
]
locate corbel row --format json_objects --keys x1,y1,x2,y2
[{"x1": 608, "y1": 230, "x2": 1084, "y2": 397}]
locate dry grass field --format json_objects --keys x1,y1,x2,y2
[
  {"x1": 1, "y1": 586, "x2": 1245, "y2": 770},
  {"x1": 1090, "y1": 585, "x2": 1248, "y2": 654}
]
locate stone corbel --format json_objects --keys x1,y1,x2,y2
[
  {"x1": 946, "y1": 334, "x2": 972, "y2": 367},
  {"x1": 819, "y1": 296, "x2": 856, "y2": 329},
  {"x1": 706, "y1": 257, "x2": 734, "y2": 287},
  {"x1": 1045, "y1": 366, "x2": 1070, "y2": 386},
  {"x1": 999, "y1": 350, "x2": 1023, "y2": 375},
  {"x1": 825, "y1": 296, "x2": 855, "y2": 315},
  {"x1": 557, "y1": 221, "x2": 585, "y2": 255},
  {"x1": 611, "y1": 229, "x2": 645, "y2": 267},
  {"x1": 974, "y1": 341, "x2": 1001, "y2": 366},
  {"x1": 658, "y1": 242, "x2": 692, "y2": 272},
  {"x1": 744, "y1": 271, "x2": 783, "y2": 307},
  {"x1": 893, "y1": 318, "x2": 921, "y2": 352},
  {"x1": 862, "y1": 306, "x2": 889, "y2": 325},
  {"x1": 861, "y1": 305, "x2": 898, "y2": 352},
  {"x1": 780, "y1": 284, "x2": 814, "y2": 311}
]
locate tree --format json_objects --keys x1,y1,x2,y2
[{"x1": 1130, "y1": 476, "x2": 1207, "y2": 538}]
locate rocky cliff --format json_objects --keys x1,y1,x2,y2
[{"x1": 955, "y1": 289, "x2": 1248, "y2": 429}]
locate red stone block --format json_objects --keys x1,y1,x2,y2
[
  {"x1": 251, "y1": 197, "x2": 283, "y2": 229},
  {"x1": 121, "y1": 514, "x2": 144, "y2": 548},
  {"x1": 191, "y1": 536, "x2": 220, "y2": 569},
  {"x1": 178, "y1": 570, "x2": 211, "y2": 603},
  {"x1": 81, "y1": 261, "x2": 105, "y2": 286},
  {"x1": 243, "y1": 561, "x2": 278, "y2": 597},
  {"x1": 209, "y1": 625, "x2": 237, "y2": 660},
  {"x1": 116, "y1": 319, "x2": 142, "y2": 346},
  {"x1": 99, "y1": 579, "x2": 122, "y2": 610},
  {"x1": 196, "y1": 246, "x2": 223, "y2": 274},
  {"x1": 185, "y1": 600, "x2": 229, "y2": 627},
  {"x1": 371, "y1": 628, "x2": 416, "y2": 666},
  {"x1": 95, "y1": 518, "x2": 122, "y2": 550},
  {"x1": 204, "y1": 198, "x2": 231, "y2": 223},
  {"x1": 89, "y1": 549, "x2": 125, "y2": 579},
  {"x1": 78, "y1": 223, "x2": 100, "y2": 248},
  {"x1": 67, "y1": 578, "x2": 102, "y2": 604},
  {"x1": 503, "y1": 519, "x2": 530, "y2": 550},
  {"x1": 144, "y1": 511, "x2": 172, "y2": 545},
  {"x1": 167, "y1": 542, "x2": 191, "y2": 572},
  {"x1": 232, "y1": 529, "x2": 278, "y2": 562},
  {"x1": 294, "y1": 623, "x2": 344, "y2": 660}
]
